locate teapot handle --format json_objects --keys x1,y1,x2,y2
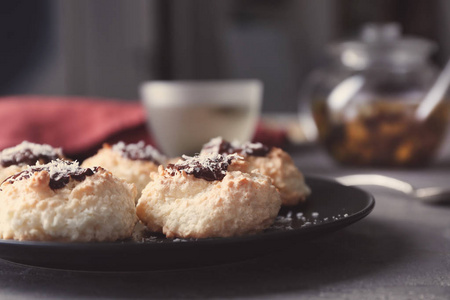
[{"x1": 297, "y1": 71, "x2": 324, "y2": 142}]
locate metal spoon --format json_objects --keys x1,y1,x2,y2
[{"x1": 336, "y1": 174, "x2": 450, "y2": 205}]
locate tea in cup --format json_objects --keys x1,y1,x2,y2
[{"x1": 140, "y1": 80, "x2": 262, "y2": 157}]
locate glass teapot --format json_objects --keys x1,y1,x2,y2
[{"x1": 299, "y1": 23, "x2": 449, "y2": 167}]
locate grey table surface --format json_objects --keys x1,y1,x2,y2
[{"x1": 0, "y1": 139, "x2": 450, "y2": 299}]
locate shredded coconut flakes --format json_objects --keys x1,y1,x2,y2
[
  {"x1": 167, "y1": 153, "x2": 242, "y2": 181},
  {"x1": 3, "y1": 159, "x2": 98, "y2": 190},
  {"x1": 0, "y1": 141, "x2": 63, "y2": 167},
  {"x1": 112, "y1": 141, "x2": 165, "y2": 164}
]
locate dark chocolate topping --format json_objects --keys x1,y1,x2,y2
[
  {"x1": 201, "y1": 137, "x2": 271, "y2": 157},
  {"x1": 0, "y1": 141, "x2": 63, "y2": 167},
  {"x1": 239, "y1": 142, "x2": 271, "y2": 157},
  {"x1": 166, "y1": 154, "x2": 237, "y2": 181},
  {"x1": 112, "y1": 141, "x2": 164, "y2": 165},
  {"x1": 201, "y1": 139, "x2": 234, "y2": 155},
  {"x1": 2, "y1": 160, "x2": 98, "y2": 190}
]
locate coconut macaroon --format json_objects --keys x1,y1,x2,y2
[
  {"x1": 0, "y1": 160, "x2": 137, "y2": 242},
  {"x1": 0, "y1": 141, "x2": 65, "y2": 183},
  {"x1": 82, "y1": 141, "x2": 166, "y2": 201},
  {"x1": 201, "y1": 137, "x2": 311, "y2": 206},
  {"x1": 136, "y1": 153, "x2": 281, "y2": 239}
]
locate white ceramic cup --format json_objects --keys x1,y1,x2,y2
[{"x1": 140, "y1": 80, "x2": 263, "y2": 157}]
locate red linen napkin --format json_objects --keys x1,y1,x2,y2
[{"x1": 0, "y1": 96, "x2": 286, "y2": 159}]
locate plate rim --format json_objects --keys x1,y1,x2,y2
[{"x1": 0, "y1": 176, "x2": 375, "y2": 249}]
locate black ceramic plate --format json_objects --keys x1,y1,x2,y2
[{"x1": 0, "y1": 177, "x2": 374, "y2": 271}]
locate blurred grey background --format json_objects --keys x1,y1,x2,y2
[{"x1": 2, "y1": 0, "x2": 450, "y2": 112}]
